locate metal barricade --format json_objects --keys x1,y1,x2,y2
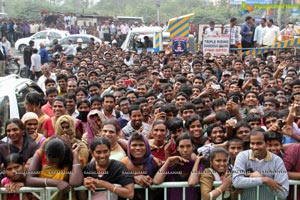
[
  {"x1": 0, "y1": 180, "x2": 299, "y2": 200},
  {"x1": 0, "y1": 187, "x2": 45, "y2": 200}
]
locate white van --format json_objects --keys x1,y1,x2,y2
[
  {"x1": 0, "y1": 12, "x2": 9, "y2": 19},
  {"x1": 121, "y1": 26, "x2": 196, "y2": 53}
]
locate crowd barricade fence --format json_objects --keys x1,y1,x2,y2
[{"x1": 0, "y1": 180, "x2": 299, "y2": 200}]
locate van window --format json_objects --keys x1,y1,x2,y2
[
  {"x1": 0, "y1": 96, "x2": 9, "y2": 136},
  {"x1": 15, "y1": 86, "x2": 29, "y2": 118}
]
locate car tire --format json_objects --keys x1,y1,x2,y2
[{"x1": 19, "y1": 44, "x2": 26, "y2": 53}]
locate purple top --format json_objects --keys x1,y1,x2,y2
[{"x1": 165, "y1": 159, "x2": 204, "y2": 200}]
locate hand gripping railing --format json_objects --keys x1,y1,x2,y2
[{"x1": 0, "y1": 180, "x2": 300, "y2": 200}]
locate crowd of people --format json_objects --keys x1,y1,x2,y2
[{"x1": 1, "y1": 13, "x2": 300, "y2": 200}]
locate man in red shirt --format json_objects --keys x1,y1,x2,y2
[{"x1": 41, "y1": 87, "x2": 58, "y2": 117}]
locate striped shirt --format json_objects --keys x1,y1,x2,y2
[
  {"x1": 232, "y1": 150, "x2": 289, "y2": 200},
  {"x1": 224, "y1": 25, "x2": 239, "y2": 45}
]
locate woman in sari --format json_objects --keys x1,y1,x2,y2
[
  {"x1": 153, "y1": 133, "x2": 201, "y2": 200},
  {"x1": 55, "y1": 115, "x2": 89, "y2": 166},
  {"x1": 26, "y1": 136, "x2": 83, "y2": 200},
  {"x1": 121, "y1": 132, "x2": 162, "y2": 200},
  {"x1": 81, "y1": 110, "x2": 104, "y2": 148},
  {"x1": 21, "y1": 112, "x2": 46, "y2": 147},
  {"x1": 25, "y1": 92, "x2": 49, "y2": 133}
]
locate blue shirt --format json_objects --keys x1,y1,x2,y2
[
  {"x1": 39, "y1": 47, "x2": 49, "y2": 64},
  {"x1": 240, "y1": 22, "x2": 252, "y2": 43}
]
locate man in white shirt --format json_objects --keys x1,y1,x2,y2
[
  {"x1": 30, "y1": 48, "x2": 42, "y2": 81},
  {"x1": 63, "y1": 39, "x2": 75, "y2": 56},
  {"x1": 204, "y1": 21, "x2": 220, "y2": 37},
  {"x1": 37, "y1": 64, "x2": 57, "y2": 92},
  {"x1": 260, "y1": 19, "x2": 280, "y2": 46},
  {"x1": 253, "y1": 18, "x2": 267, "y2": 47}
]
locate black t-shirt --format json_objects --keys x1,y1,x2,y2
[
  {"x1": 83, "y1": 159, "x2": 134, "y2": 186},
  {"x1": 23, "y1": 46, "x2": 33, "y2": 65}
]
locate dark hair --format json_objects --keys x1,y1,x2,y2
[
  {"x1": 75, "y1": 87, "x2": 89, "y2": 98},
  {"x1": 102, "y1": 93, "x2": 115, "y2": 102},
  {"x1": 5, "y1": 118, "x2": 25, "y2": 134},
  {"x1": 161, "y1": 103, "x2": 178, "y2": 117},
  {"x1": 244, "y1": 114, "x2": 261, "y2": 123},
  {"x1": 32, "y1": 48, "x2": 38, "y2": 53},
  {"x1": 178, "y1": 85, "x2": 193, "y2": 97},
  {"x1": 175, "y1": 133, "x2": 194, "y2": 147},
  {"x1": 152, "y1": 120, "x2": 167, "y2": 130},
  {"x1": 250, "y1": 127, "x2": 267, "y2": 141},
  {"x1": 45, "y1": 87, "x2": 58, "y2": 96},
  {"x1": 64, "y1": 93, "x2": 76, "y2": 102},
  {"x1": 207, "y1": 123, "x2": 225, "y2": 137},
  {"x1": 56, "y1": 73, "x2": 68, "y2": 81},
  {"x1": 136, "y1": 97, "x2": 148, "y2": 105},
  {"x1": 265, "y1": 131, "x2": 282, "y2": 144},
  {"x1": 185, "y1": 115, "x2": 202, "y2": 130},
  {"x1": 212, "y1": 98, "x2": 226, "y2": 110},
  {"x1": 209, "y1": 147, "x2": 229, "y2": 161},
  {"x1": 44, "y1": 78, "x2": 56, "y2": 86},
  {"x1": 166, "y1": 118, "x2": 183, "y2": 133},
  {"x1": 3, "y1": 153, "x2": 23, "y2": 168},
  {"x1": 230, "y1": 17, "x2": 237, "y2": 22},
  {"x1": 88, "y1": 82, "x2": 101, "y2": 90},
  {"x1": 176, "y1": 92, "x2": 189, "y2": 100},
  {"x1": 25, "y1": 92, "x2": 46, "y2": 108},
  {"x1": 45, "y1": 137, "x2": 72, "y2": 169},
  {"x1": 102, "y1": 119, "x2": 121, "y2": 133},
  {"x1": 180, "y1": 102, "x2": 196, "y2": 113},
  {"x1": 226, "y1": 138, "x2": 243, "y2": 149},
  {"x1": 262, "y1": 110, "x2": 282, "y2": 125},
  {"x1": 53, "y1": 96, "x2": 66, "y2": 107},
  {"x1": 263, "y1": 98, "x2": 280, "y2": 109},
  {"x1": 91, "y1": 96, "x2": 102, "y2": 104},
  {"x1": 117, "y1": 96, "x2": 129, "y2": 106},
  {"x1": 90, "y1": 137, "x2": 111, "y2": 151},
  {"x1": 215, "y1": 110, "x2": 231, "y2": 123},
  {"x1": 130, "y1": 132, "x2": 146, "y2": 143},
  {"x1": 77, "y1": 78, "x2": 88, "y2": 86},
  {"x1": 129, "y1": 104, "x2": 141, "y2": 116},
  {"x1": 77, "y1": 98, "x2": 91, "y2": 109}
]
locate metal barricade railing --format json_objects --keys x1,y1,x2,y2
[
  {"x1": 0, "y1": 180, "x2": 299, "y2": 200},
  {"x1": 0, "y1": 187, "x2": 45, "y2": 200}
]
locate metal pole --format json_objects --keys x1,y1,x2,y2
[
  {"x1": 157, "y1": 5, "x2": 160, "y2": 25},
  {"x1": 156, "y1": 0, "x2": 160, "y2": 26}
]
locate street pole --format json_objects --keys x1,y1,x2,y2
[
  {"x1": 0, "y1": 0, "x2": 5, "y2": 13},
  {"x1": 156, "y1": 0, "x2": 160, "y2": 26}
]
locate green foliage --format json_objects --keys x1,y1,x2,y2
[{"x1": 4, "y1": 0, "x2": 286, "y2": 24}]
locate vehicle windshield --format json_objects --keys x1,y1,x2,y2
[{"x1": 0, "y1": 96, "x2": 10, "y2": 136}]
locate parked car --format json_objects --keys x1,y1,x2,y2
[
  {"x1": 15, "y1": 29, "x2": 70, "y2": 53},
  {"x1": 0, "y1": 75, "x2": 44, "y2": 136},
  {"x1": 58, "y1": 34, "x2": 103, "y2": 49}
]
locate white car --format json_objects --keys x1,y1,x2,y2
[
  {"x1": 15, "y1": 29, "x2": 70, "y2": 53},
  {"x1": 0, "y1": 75, "x2": 44, "y2": 136},
  {"x1": 58, "y1": 34, "x2": 103, "y2": 49}
]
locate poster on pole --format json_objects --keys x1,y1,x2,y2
[{"x1": 202, "y1": 34, "x2": 230, "y2": 56}]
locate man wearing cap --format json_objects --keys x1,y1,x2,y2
[
  {"x1": 63, "y1": 39, "x2": 75, "y2": 56},
  {"x1": 220, "y1": 71, "x2": 231, "y2": 83},
  {"x1": 76, "y1": 38, "x2": 83, "y2": 53}
]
